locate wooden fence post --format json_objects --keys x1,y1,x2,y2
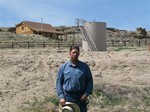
[
  {"x1": 57, "y1": 41, "x2": 60, "y2": 48},
  {"x1": 138, "y1": 39, "x2": 141, "y2": 47},
  {"x1": 43, "y1": 42, "x2": 45, "y2": 48},
  {"x1": 145, "y1": 39, "x2": 147, "y2": 46},
  {"x1": 27, "y1": 42, "x2": 30, "y2": 49},
  {"x1": 12, "y1": 42, "x2": 14, "y2": 49}
]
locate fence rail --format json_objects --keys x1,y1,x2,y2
[
  {"x1": 0, "y1": 39, "x2": 150, "y2": 49},
  {"x1": 0, "y1": 41, "x2": 80, "y2": 49},
  {"x1": 107, "y1": 39, "x2": 150, "y2": 47}
]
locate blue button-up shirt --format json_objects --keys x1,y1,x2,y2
[{"x1": 56, "y1": 60, "x2": 93, "y2": 99}]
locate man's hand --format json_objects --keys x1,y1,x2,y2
[
  {"x1": 60, "y1": 98, "x2": 66, "y2": 106},
  {"x1": 80, "y1": 94, "x2": 88, "y2": 101}
]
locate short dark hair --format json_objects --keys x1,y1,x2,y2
[{"x1": 69, "y1": 45, "x2": 80, "y2": 52}]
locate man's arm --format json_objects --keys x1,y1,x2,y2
[
  {"x1": 84, "y1": 65, "x2": 93, "y2": 96},
  {"x1": 56, "y1": 64, "x2": 65, "y2": 99}
]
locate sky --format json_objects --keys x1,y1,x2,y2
[{"x1": 0, "y1": 0, "x2": 150, "y2": 31}]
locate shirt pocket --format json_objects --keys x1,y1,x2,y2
[{"x1": 64, "y1": 71, "x2": 71, "y2": 81}]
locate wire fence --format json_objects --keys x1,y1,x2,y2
[
  {"x1": 107, "y1": 38, "x2": 150, "y2": 47},
  {"x1": 0, "y1": 39, "x2": 150, "y2": 50},
  {"x1": 0, "y1": 41, "x2": 81, "y2": 49}
]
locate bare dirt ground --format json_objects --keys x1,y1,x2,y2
[{"x1": 0, "y1": 47, "x2": 150, "y2": 112}]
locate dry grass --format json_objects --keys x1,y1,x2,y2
[{"x1": 0, "y1": 30, "x2": 150, "y2": 112}]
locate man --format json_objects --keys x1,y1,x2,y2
[{"x1": 56, "y1": 45, "x2": 93, "y2": 112}]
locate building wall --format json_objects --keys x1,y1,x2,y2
[
  {"x1": 16, "y1": 23, "x2": 33, "y2": 34},
  {"x1": 16, "y1": 22, "x2": 64, "y2": 38}
]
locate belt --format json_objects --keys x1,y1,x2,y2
[{"x1": 65, "y1": 90, "x2": 84, "y2": 94}]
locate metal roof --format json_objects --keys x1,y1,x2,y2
[{"x1": 16, "y1": 21, "x2": 65, "y2": 35}]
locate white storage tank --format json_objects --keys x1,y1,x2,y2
[{"x1": 82, "y1": 22, "x2": 106, "y2": 51}]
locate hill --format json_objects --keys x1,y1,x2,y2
[{"x1": 0, "y1": 26, "x2": 150, "y2": 43}]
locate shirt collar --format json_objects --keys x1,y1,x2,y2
[{"x1": 69, "y1": 60, "x2": 80, "y2": 67}]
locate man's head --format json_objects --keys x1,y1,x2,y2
[
  {"x1": 69, "y1": 45, "x2": 80, "y2": 52},
  {"x1": 69, "y1": 45, "x2": 80, "y2": 62}
]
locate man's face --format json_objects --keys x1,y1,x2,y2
[{"x1": 69, "y1": 48, "x2": 80, "y2": 61}]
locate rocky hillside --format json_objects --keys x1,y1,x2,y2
[
  {"x1": 0, "y1": 26, "x2": 150, "y2": 43},
  {"x1": 55, "y1": 26, "x2": 150, "y2": 40}
]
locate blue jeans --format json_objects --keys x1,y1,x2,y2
[{"x1": 64, "y1": 91, "x2": 87, "y2": 112}]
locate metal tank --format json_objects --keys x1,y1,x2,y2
[{"x1": 82, "y1": 22, "x2": 106, "y2": 51}]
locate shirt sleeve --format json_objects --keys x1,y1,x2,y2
[
  {"x1": 56, "y1": 64, "x2": 65, "y2": 99},
  {"x1": 84, "y1": 64, "x2": 93, "y2": 96}
]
